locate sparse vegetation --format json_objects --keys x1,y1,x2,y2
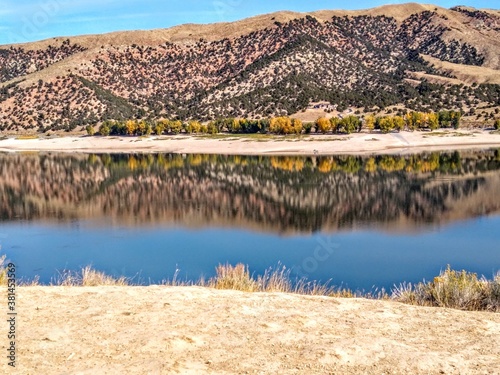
[
  {"x1": 392, "y1": 266, "x2": 500, "y2": 312},
  {"x1": 0, "y1": 8, "x2": 499, "y2": 131},
  {"x1": 53, "y1": 266, "x2": 129, "y2": 286},
  {"x1": 8, "y1": 261, "x2": 499, "y2": 312},
  {"x1": 0, "y1": 255, "x2": 6, "y2": 285},
  {"x1": 84, "y1": 110, "x2": 472, "y2": 138}
]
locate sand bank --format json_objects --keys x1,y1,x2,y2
[
  {"x1": 1, "y1": 130, "x2": 500, "y2": 155},
  {"x1": 11, "y1": 286, "x2": 500, "y2": 374}
]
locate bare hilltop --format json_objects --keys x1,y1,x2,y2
[{"x1": 0, "y1": 3, "x2": 499, "y2": 132}]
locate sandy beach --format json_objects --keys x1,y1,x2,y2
[
  {"x1": 9, "y1": 286, "x2": 500, "y2": 374},
  {"x1": 1, "y1": 130, "x2": 500, "y2": 155}
]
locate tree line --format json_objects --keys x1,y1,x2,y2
[{"x1": 88, "y1": 110, "x2": 464, "y2": 136}]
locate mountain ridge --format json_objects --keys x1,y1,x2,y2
[{"x1": 1, "y1": 3, "x2": 499, "y2": 132}]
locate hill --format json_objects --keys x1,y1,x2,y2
[{"x1": 0, "y1": 3, "x2": 499, "y2": 132}]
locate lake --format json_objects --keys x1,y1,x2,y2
[{"x1": 1, "y1": 150, "x2": 500, "y2": 291}]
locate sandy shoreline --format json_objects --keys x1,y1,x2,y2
[
  {"x1": 1, "y1": 130, "x2": 500, "y2": 155},
  {"x1": 10, "y1": 286, "x2": 500, "y2": 374}
]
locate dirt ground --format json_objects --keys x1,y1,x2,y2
[
  {"x1": 1, "y1": 130, "x2": 500, "y2": 156},
  {"x1": 8, "y1": 286, "x2": 500, "y2": 374}
]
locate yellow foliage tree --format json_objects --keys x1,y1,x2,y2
[
  {"x1": 125, "y1": 120, "x2": 137, "y2": 135},
  {"x1": 291, "y1": 118, "x2": 303, "y2": 135},
  {"x1": 364, "y1": 115, "x2": 375, "y2": 132},
  {"x1": 393, "y1": 116, "x2": 405, "y2": 132},
  {"x1": 428, "y1": 113, "x2": 439, "y2": 131},
  {"x1": 316, "y1": 117, "x2": 331, "y2": 134},
  {"x1": 270, "y1": 117, "x2": 292, "y2": 134},
  {"x1": 169, "y1": 120, "x2": 183, "y2": 134}
]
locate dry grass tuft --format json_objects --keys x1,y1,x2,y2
[
  {"x1": 392, "y1": 266, "x2": 500, "y2": 312},
  {"x1": 209, "y1": 263, "x2": 259, "y2": 292},
  {"x1": 208, "y1": 263, "x2": 351, "y2": 297},
  {"x1": 53, "y1": 266, "x2": 129, "y2": 286},
  {"x1": 0, "y1": 255, "x2": 6, "y2": 285}
]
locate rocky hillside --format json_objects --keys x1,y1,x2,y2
[{"x1": 0, "y1": 3, "x2": 499, "y2": 132}]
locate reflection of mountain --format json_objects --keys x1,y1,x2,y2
[{"x1": 1, "y1": 151, "x2": 499, "y2": 234}]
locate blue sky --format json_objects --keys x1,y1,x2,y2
[{"x1": 0, "y1": 1, "x2": 495, "y2": 45}]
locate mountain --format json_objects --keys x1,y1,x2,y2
[{"x1": 1, "y1": 3, "x2": 499, "y2": 132}]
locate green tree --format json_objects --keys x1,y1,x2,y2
[
  {"x1": 339, "y1": 116, "x2": 360, "y2": 134},
  {"x1": 438, "y1": 111, "x2": 451, "y2": 128},
  {"x1": 451, "y1": 111, "x2": 462, "y2": 130},
  {"x1": 207, "y1": 121, "x2": 219, "y2": 134},
  {"x1": 85, "y1": 125, "x2": 95, "y2": 136},
  {"x1": 494, "y1": 119, "x2": 500, "y2": 130},
  {"x1": 99, "y1": 123, "x2": 110, "y2": 136},
  {"x1": 330, "y1": 117, "x2": 340, "y2": 133}
]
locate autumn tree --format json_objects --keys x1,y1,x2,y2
[
  {"x1": 228, "y1": 118, "x2": 241, "y2": 133},
  {"x1": 270, "y1": 117, "x2": 292, "y2": 134},
  {"x1": 186, "y1": 120, "x2": 202, "y2": 134},
  {"x1": 378, "y1": 117, "x2": 394, "y2": 133},
  {"x1": 364, "y1": 115, "x2": 375, "y2": 132},
  {"x1": 169, "y1": 120, "x2": 183, "y2": 134},
  {"x1": 428, "y1": 113, "x2": 439, "y2": 131},
  {"x1": 404, "y1": 113, "x2": 415, "y2": 131},
  {"x1": 316, "y1": 117, "x2": 331, "y2": 134},
  {"x1": 291, "y1": 118, "x2": 303, "y2": 135},
  {"x1": 125, "y1": 120, "x2": 137, "y2": 135},
  {"x1": 154, "y1": 120, "x2": 168, "y2": 135},
  {"x1": 136, "y1": 120, "x2": 145, "y2": 135}
]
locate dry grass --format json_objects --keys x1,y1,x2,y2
[
  {"x1": 0, "y1": 255, "x2": 6, "y2": 285},
  {"x1": 53, "y1": 266, "x2": 129, "y2": 286},
  {"x1": 15, "y1": 135, "x2": 38, "y2": 140},
  {"x1": 207, "y1": 263, "x2": 354, "y2": 297},
  {"x1": 4, "y1": 258, "x2": 499, "y2": 312},
  {"x1": 392, "y1": 266, "x2": 500, "y2": 312}
]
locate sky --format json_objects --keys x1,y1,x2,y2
[{"x1": 0, "y1": 0, "x2": 495, "y2": 45}]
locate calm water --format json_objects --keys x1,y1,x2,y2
[{"x1": 1, "y1": 150, "x2": 500, "y2": 291}]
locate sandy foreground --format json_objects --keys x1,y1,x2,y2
[
  {"x1": 5, "y1": 286, "x2": 499, "y2": 374},
  {"x1": 1, "y1": 130, "x2": 500, "y2": 155}
]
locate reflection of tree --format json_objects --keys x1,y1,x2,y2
[{"x1": 0, "y1": 151, "x2": 499, "y2": 233}]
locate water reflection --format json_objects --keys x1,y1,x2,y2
[{"x1": 1, "y1": 150, "x2": 500, "y2": 234}]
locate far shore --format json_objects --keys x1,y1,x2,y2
[{"x1": 1, "y1": 129, "x2": 500, "y2": 155}]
